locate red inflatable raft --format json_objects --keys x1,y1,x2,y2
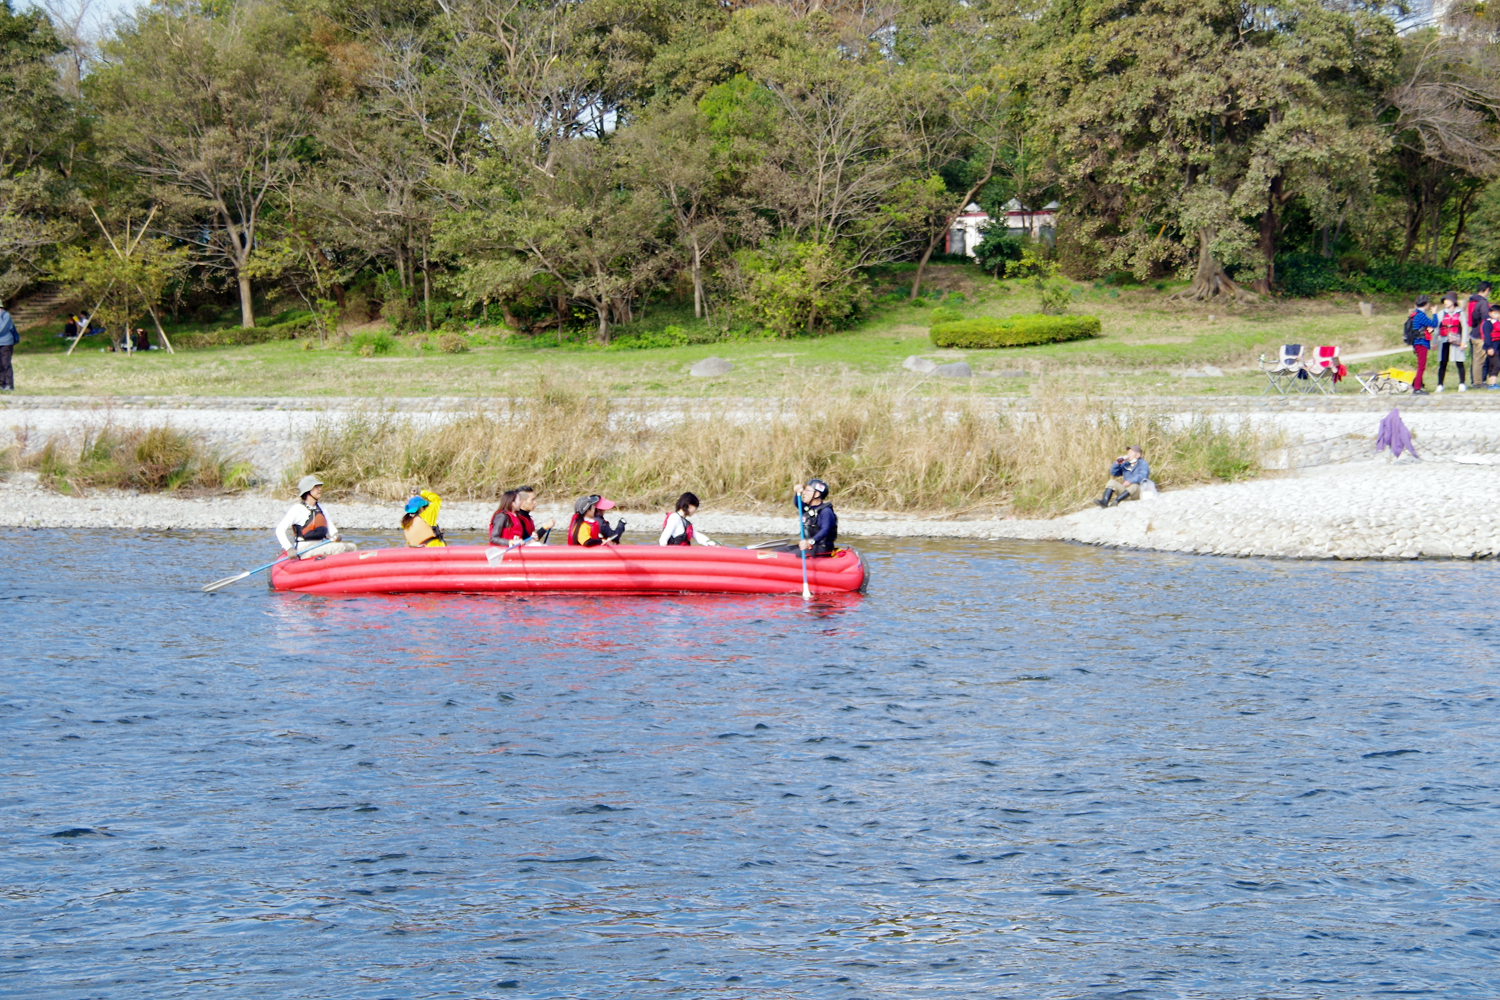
[{"x1": 270, "y1": 544, "x2": 868, "y2": 596}]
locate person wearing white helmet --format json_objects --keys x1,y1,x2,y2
[{"x1": 275, "y1": 475, "x2": 357, "y2": 558}]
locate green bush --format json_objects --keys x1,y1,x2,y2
[
  {"x1": 735, "y1": 240, "x2": 869, "y2": 336},
  {"x1": 928, "y1": 306, "x2": 963, "y2": 325},
  {"x1": 349, "y1": 330, "x2": 396, "y2": 356},
  {"x1": 973, "y1": 230, "x2": 1026, "y2": 276},
  {"x1": 437, "y1": 333, "x2": 468, "y2": 353},
  {"x1": 173, "y1": 323, "x2": 305, "y2": 349},
  {"x1": 930, "y1": 314, "x2": 1101, "y2": 348}
]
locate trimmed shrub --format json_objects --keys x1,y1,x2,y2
[
  {"x1": 437, "y1": 333, "x2": 468, "y2": 353},
  {"x1": 930, "y1": 314, "x2": 1101, "y2": 349},
  {"x1": 928, "y1": 306, "x2": 963, "y2": 325},
  {"x1": 172, "y1": 321, "x2": 308, "y2": 349}
]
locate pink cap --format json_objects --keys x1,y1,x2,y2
[{"x1": 595, "y1": 498, "x2": 616, "y2": 510}]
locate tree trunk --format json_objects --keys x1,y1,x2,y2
[
  {"x1": 596, "y1": 305, "x2": 609, "y2": 343},
  {"x1": 691, "y1": 234, "x2": 704, "y2": 319},
  {"x1": 1167, "y1": 230, "x2": 1256, "y2": 303},
  {"x1": 1398, "y1": 195, "x2": 1423, "y2": 265},
  {"x1": 238, "y1": 271, "x2": 255, "y2": 327},
  {"x1": 1252, "y1": 176, "x2": 1282, "y2": 295},
  {"x1": 1445, "y1": 188, "x2": 1475, "y2": 269},
  {"x1": 911, "y1": 169, "x2": 994, "y2": 301},
  {"x1": 422, "y1": 241, "x2": 432, "y2": 331}
]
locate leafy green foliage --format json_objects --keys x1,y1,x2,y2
[
  {"x1": 972, "y1": 231, "x2": 1025, "y2": 276},
  {"x1": 929, "y1": 314, "x2": 1101, "y2": 348},
  {"x1": 735, "y1": 240, "x2": 869, "y2": 336},
  {"x1": 928, "y1": 306, "x2": 963, "y2": 325}
]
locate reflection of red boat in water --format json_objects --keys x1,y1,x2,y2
[{"x1": 270, "y1": 544, "x2": 868, "y2": 596}]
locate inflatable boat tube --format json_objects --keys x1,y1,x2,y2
[{"x1": 270, "y1": 544, "x2": 867, "y2": 596}]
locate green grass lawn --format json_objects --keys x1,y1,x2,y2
[{"x1": 5, "y1": 265, "x2": 1420, "y2": 399}]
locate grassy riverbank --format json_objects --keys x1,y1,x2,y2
[
  {"x1": 293, "y1": 383, "x2": 1273, "y2": 516},
  {"x1": 3, "y1": 382, "x2": 1277, "y2": 516},
  {"x1": 8, "y1": 267, "x2": 1415, "y2": 400}
]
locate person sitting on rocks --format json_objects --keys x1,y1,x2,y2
[
  {"x1": 276, "y1": 475, "x2": 358, "y2": 558},
  {"x1": 401, "y1": 490, "x2": 447, "y2": 547},
  {"x1": 1096, "y1": 446, "x2": 1150, "y2": 508}
]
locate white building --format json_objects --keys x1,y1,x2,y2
[{"x1": 945, "y1": 200, "x2": 1060, "y2": 256}]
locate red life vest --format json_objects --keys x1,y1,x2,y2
[
  {"x1": 1440, "y1": 312, "x2": 1463, "y2": 340},
  {"x1": 661, "y1": 512, "x2": 695, "y2": 545},
  {"x1": 294, "y1": 504, "x2": 329, "y2": 541},
  {"x1": 567, "y1": 513, "x2": 603, "y2": 546},
  {"x1": 490, "y1": 509, "x2": 533, "y2": 542}
]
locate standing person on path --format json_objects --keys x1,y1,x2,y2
[
  {"x1": 275, "y1": 476, "x2": 358, "y2": 558},
  {"x1": 1468, "y1": 281, "x2": 1491, "y2": 387},
  {"x1": 0, "y1": 302, "x2": 18, "y2": 392},
  {"x1": 1406, "y1": 295, "x2": 1438, "y2": 395},
  {"x1": 1434, "y1": 292, "x2": 1469, "y2": 392}
]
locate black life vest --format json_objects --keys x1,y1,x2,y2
[
  {"x1": 800, "y1": 501, "x2": 836, "y2": 555},
  {"x1": 662, "y1": 511, "x2": 695, "y2": 545},
  {"x1": 568, "y1": 513, "x2": 604, "y2": 546},
  {"x1": 295, "y1": 503, "x2": 329, "y2": 541}
]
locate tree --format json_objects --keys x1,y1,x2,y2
[
  {"x1": 90, "y1": 0, "x2": 323, "y2": 327},
  {"x1": 50, "y1": 208, "x2": 189, "y2": 350},
  {"x1": 0, "y1": 0, "x2": 81, "y2": 300},
  {"x1": 1035, "y1": 0, "x2": 1397, "y2": 300},
  {"x1": 440, "y1": 138, "x2": 672, "y2": 342},
  {"x1": 1382, "y1": 26, "x2": 1500, "y2": 266}
]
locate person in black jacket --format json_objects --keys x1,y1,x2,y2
[{"x1": 796, "y1": 479, "x2": 837, "y2": 556}]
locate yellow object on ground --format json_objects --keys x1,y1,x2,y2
[{"x1": 1378, "y1": 367, "x2": 1415, "y2": 384}]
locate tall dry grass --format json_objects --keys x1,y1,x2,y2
[
  {"x1": 295, "y1": 379, "x2": 1277, "y2": 516},
  {"x1": 3, "y1": 425, "x2": 254, "y2": 495}
]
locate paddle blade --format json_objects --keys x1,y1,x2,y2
[
  {"x1": 802, "y1": 583, "x2": 812, "y2": 600},
  {"x1": 201, "y1": 571, "x2": 251, "y2": 593}
]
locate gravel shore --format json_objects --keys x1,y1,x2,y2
[{"x1": 5, "y1": 395, "x2": 1498, "y2": 559}]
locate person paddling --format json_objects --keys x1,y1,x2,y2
[
  {"x1": 276, "y1": 476, "x2": 357, "y2": 559},
  {"x1": 795, "y1": 479, "x2": 837, "y2": 556},
  {"x1": 490, "y1": 486, "x2": 556, "y2": 545},
  {"x1": 659, "y1": 492, "x2": 720, "y2": 547},
  {"x1": 568, "y1": 495, "x2": 626, "y2": 546},
  {"x1": 401, "y1": 490, "x2": 446, "y2": 547}
]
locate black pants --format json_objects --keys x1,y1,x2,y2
[
  {"x1": 1486, "y1": 345, "x2": 1500, "y2": 382},
  {"x1": 1436, "y1": 342, "x2": 1465, "y2": 387},
  {"x1": 0, "y1": 344, "x2": 12, "y2": 389}
]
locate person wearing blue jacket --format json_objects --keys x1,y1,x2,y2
[
  {"x1": 1097, "y1": 445, "x2": 1149, "y2": 508},
  {"x1": 0, "y1": 303, "x2": 17, "y2": 392},
  {"x1": 1407, "y1": 294, "x2": 1439, "y2": 395}
]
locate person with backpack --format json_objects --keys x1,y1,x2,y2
[
  {"x1": 658, "y1": 492, "x2": 721, "y2": 547},
  {"x1": 1434, "y1": 292, "x2": 1469, "y2": 392},
  {"x1": 1404, "y1": 295, "x2": 1438, "y2": 395},
  {"x1": 1468, "y1": 282, "x2": 1491, "y2": 387}
]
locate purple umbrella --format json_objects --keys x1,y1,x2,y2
[{"x1": 1375, "y1": 407, "x2": 1419, "y2": 459}]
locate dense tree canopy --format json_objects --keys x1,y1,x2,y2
[{"x1": 6, "y1": 0, "x2": 1500, "y2": 332}]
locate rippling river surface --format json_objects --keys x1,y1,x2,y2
[{"x1": 4, "y1": 528, "x2": 1499, "y2": 999}]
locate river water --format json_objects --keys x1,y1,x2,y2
[{"x1": 3, "y1": 529, "x2": 1498, "y2": 999}]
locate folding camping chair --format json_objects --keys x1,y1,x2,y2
[
  {"x1": 1303, "y1": 345, "x2": 1342, "y2": 394},
  {"x1": 1259, "y1": 345, "x2": 1305, "y2": 395}
]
